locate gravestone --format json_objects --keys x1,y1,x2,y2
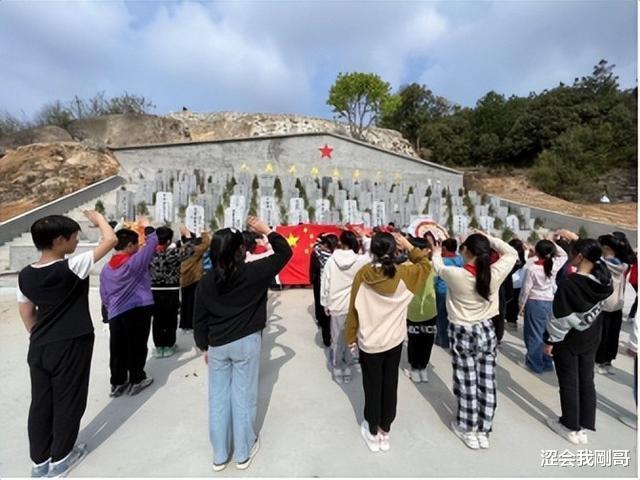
[
  {"x1": 479, "y1": 215, "x2": 494, "y2": 232},
  {"x1": 155, "y1": 192, "x2": 174, "y2": 223},
  {"x1": 344, "y1": 200, "x2": 359, "y2": 224},
  {"x1": 230, "y1": 195, "x2": 246, "y2": 211},
  {"x1": 453, "y1": 215, "x2": 470, "y2": 236},
  {"x1": 372, "y1": 201, "x2": 386, "y2": 227},
  {"x1": 290, "y1": 197, "x2": 305, "y2": 212},
  {"x1": 315, "y1": 199, "x2": 330, "y2": 224},
  {"x1": 224, "y1": 206, "x2": 245, "y2": 230},
  {"x1": 116, "y1": 190, "x2": 135, "y2": 220},
  {"x1": 506, "y1": 214, "x2": 520, "y2": 233},
  {"x1": 186, "y1": 205, "x2": 205, "y2": 236}
]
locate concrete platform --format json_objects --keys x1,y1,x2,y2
[{"x1": 0, "y1": 287, "x2": 637, "y2": 477}]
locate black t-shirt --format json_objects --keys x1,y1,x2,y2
[{"x1": 17, "y1": 251, "x2": 95, "y2": 346}]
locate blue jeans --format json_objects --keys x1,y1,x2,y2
[
  {"x1": 523, "y1": 300, "x2": 554, "y2": 373},
  {"x1": 208, "y1": 331, "x2": 261, "y2": 464},
  {"x1": 435, "y1": 291, "x2": 450, "y2": 348}
]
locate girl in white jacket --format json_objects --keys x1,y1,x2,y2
[{"x1": 321, "y1": 230, "x2": 370, "y2": 383}]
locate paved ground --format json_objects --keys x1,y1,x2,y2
[{"x1": 0, "y1": 285, "x2": 637, "y2": 477}]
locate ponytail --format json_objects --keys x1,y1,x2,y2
[
  {"x1": 462, "y1": 234, "x2": 492, "y2": 301},
  {"x1": 543, "y1": 257, "x2": 553, "y2": 278},
  {"x1": 370, "y1": 232, "x2": 398, "y2": 279},
  {"x1": 379, "y1": 255, "x2": 397, "y2": 278},
  {"x1": 572, "y1": 238, "x2": 612, "y2": 286},
  {"x1": 535, "y1": 240, "x2": 556, "y2": 278},
  {"x1": 475, "y1": 252, "x2": 492, "y2": 301}
]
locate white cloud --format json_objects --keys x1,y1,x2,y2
[{"x1": 0, "y1": 0, "x2": 635, "y2": 119}]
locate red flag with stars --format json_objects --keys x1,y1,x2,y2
[{"x1": 275, "y1": 224, "x2": 341, "y2": 285}]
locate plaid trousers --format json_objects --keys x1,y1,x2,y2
[{"x1": 449, "y1": 319, "x2": 497, "y2": 433}]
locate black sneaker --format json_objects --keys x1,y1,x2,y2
[
  {"x1": 109, "y1": 383, "x2": 129, "y2": 398},
  {"x1": 129, "y1": 377, "x2": 154, "y2": 396}
]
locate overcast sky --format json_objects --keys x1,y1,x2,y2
[{"x1": 0, "y1": 0, "x2": 636, "y2": 121}]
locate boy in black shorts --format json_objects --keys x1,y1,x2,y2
[{"x1": 17, "y1": 210, "x2": 117, "y2": 477}]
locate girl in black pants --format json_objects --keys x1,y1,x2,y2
[
  {"x1": 544, "y1": 239, "x2": 614, "y2": 445},
  {"x1": 310, "y1": 234, "x2": 338, "y2": 347}
]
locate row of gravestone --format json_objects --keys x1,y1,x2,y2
[{"x1": 111, "y1": 169, "x2": 536, "y2": 236}]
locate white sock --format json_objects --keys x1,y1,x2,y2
[{"x1": 33, "y1": 458, "x2": 50, "y2": 468}]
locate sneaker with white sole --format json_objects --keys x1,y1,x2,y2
[
  {"x1": 360, "y1": 421, "x2": 380, "y2": 452},
  {"x1": 578, "y1": 429, "x2": 588, "y2": 444},
  {"x1": 109, "y1": 383, "x2": 129, "y2": 398},
  {"x1": 164, "y1": 345, "x2": 177, "y2": 357},
  {"x1": 596, "y1": 364, "x2": 609, "y2": 375},
  {"x1": 236, "y1": 439, "x2": 260, "y2": 470},
  {"x1": 31, "y1": 460, "x2": 49, "y2": 478},
  {"x1": 410, "y1": 369, "x2": 421, "y2": 383},
  {"x1": 152, "y1": 347, "x2": 164, "y2": 359},
  {"x1": 545, "y1": 417, "x2": 581, "y2": 445},
  {"x1": 46, "y1": 444, "x2": 87, "y2": 478},
  {"x1": 378, "y1": 432, "x2": 390, "y2": 451},
  {"x1": 419, "y1": 368, "x2": 429, "y2": 383},
  {"x1": 451, "y1": 421, "x2": 479, "y2": 449},
  {"x1": 128, "y1": 377, "x2": 153, "y2": 396},
  {"x1": 212, "y1": 460, "x2": 228, "y2": 472},
  {"x1": 476, "y1": 432, "x2": 490, "y2": 449}
]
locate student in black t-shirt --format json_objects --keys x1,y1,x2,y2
[{"x1": 17, "y1": 211, "x2": 117, "y2": 478}]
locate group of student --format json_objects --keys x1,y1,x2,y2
[
  {"x1": 16, "y1": 209, "x2": 637, "y2": 476},
  {"x1": 310, "y1": 225, "x2": 638, "y2": 452}
]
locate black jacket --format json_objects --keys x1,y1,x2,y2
[{"x1": 193, "y1": 232, "x2": 292, "y2": 349}]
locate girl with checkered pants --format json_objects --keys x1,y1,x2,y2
[{"x1": 431, "y1": 231, "x2": 517, "y2": 449}]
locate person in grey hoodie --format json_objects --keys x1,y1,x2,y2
[
  {"x1": 595, "y1": 234, "x2": 630, "y2": 374},
  {"x1": 321, "y1": 230, "x2": 370, "y2": 384}
]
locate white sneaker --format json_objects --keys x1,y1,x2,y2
[
  {"x1": 476, "y1": 432, "x2": 490, "y2": 449},
  {"x1": 545, "y1": 417, "x2": 581, "y2": 445},
  {"x1": 378, "y1": 432, "x2": 390, "y2": 451},
  {"x1": 419, "y1": 368, "x2": 429, "y2": 383},
  {"x1": 360, "y1": 421, "x2": 380, "y2": 452},
  {"x1": 236, "y1": 438, "x2": 260, "y2": 470},
  {"x1": 212, "y1": 461, "x2": 228, "y2": 472},
  {"x1": 578, "y1": 429, "x2": 588, "y2": 444},
  {"x1": 451, "y1": 421, "x2": 479, "y2": 449},
  {"x1": 596, "y1": 364, "x2": 609, "y2": 375}
]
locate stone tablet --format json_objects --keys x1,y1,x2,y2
[
  {"x1": 155, "y1": 192, "x2": 174, "y2": 223},
  {"x1": 186, "y1": 205, "x2": 205, "y2": 235}
]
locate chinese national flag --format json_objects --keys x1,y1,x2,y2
[{"x1": 275, "y1": 224, "x2": 342, "y2": 285}]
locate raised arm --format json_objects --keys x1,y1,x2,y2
[
  {"x1": 246, "y1": 217, "x2": 293, "y2": 282},
  {"x1": 83, "y1": 210, "x2": 118, "y2": 263}
]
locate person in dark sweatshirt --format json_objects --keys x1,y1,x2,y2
[
  {"x1": 100, "y1": 218, "x2": 158, "y2": 397},
  {"x1": 149, "y1": 225, "x2": 194, "y2": 358},
  {"x1": 193, "y1": 216, "x2": 292, "y2": 471},
  {"x1": 544, "y1": 239, "x2": 614, "y2": 445},
  {"x1": 310, "y1": 233, "x2": 338, "y2": 347}
]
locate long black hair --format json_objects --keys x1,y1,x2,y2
[
  {"x1": 461, "y1": 233, "x2": 492, "y2": 301},
  {"x1": 598, "y1": 234, "x2": 632, "y2": 264},
  {"x1": 535, "y1": 240, "x2": 556, "y2": 278},
  {"x1": 370, "y1": 232, "x2": 397, "y2": 278},
  {"x1": 339, "y1": 230, "x2": 360, "y2": 253},
  {"x1": 210, "y1": 228, "x2": 246, "y2": 290},
  {"x1": 612, "y1": 231, "x2": 636, "y2": 264},
  {"x1": 509, "y1": 238, "x2": 526, "y2": 267},
  {"x1": 572, "y1": 238, "x2": 612, "y2": 286}
]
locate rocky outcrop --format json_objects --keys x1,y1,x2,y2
[
  {"x1": 0, "y1": 125, "x2": 73, "y2": 149},
  {"x1": 166, "y1": 111, "x2": 418, "y2": 158},
  {"x1": 67, "y1": 113, "x2": 191, "y2": 148},
  {"x1": 0, "y1": 142, "x2": 120, "y2": 222}
]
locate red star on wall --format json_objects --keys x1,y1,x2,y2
[{"x1": 319, "y1": 144, "x2": 333, "y2": 159}]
